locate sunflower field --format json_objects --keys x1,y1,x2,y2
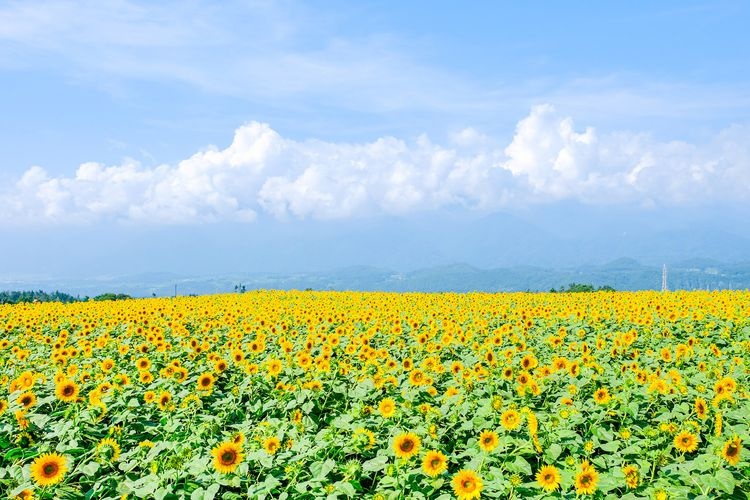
[{"x1": 1, "y1": 290, "x2": 749, "y2": 499}]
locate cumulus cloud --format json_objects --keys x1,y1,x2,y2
[{"x1": 2, "y1": 105, "x2": 749, "y2": 225}]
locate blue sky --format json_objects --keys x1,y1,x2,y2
[{"x1": 1, "y1": 1, "x2": 749, "y2": 277}]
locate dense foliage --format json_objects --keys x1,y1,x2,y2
[
  {"x1": 0, "y1": 291, "x2": 82, "y2": 305},
  {"x1": 1, "y1": 290, "x2": 749, "y2": 499}
]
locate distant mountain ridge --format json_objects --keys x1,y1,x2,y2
[{"x1": 2, "y1": 258, "x2": 749, "y2": 298}]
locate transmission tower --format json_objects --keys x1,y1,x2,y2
[{"x1": 661, "y1": 264, "x2": 668, "y2": 292}]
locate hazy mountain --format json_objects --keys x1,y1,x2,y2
[{"x1": 3, "y1": 258, "x2": 749, "y2": 298}]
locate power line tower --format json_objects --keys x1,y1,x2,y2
[{"x1": 661, "y1": 264, "x2": 668, "y2": 292}]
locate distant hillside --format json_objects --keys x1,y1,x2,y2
[{"x1": 2, "y1": 259, "x2": 749, "y2": 297}]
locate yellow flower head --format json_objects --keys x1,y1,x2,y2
[
  {"x1": 501, "y1": 409, "x2": 521, "y2": 430},
  {"x1": 575, "y1": 461, "x2": 599, "y2": 495},
  {"x1": 536, "y1": 464, "x2": 561, "y2": 492},
  {"x1": 422, "y1": 450, "x2": 448, "y2": 477},
  {"x1": 378, "y1": 398, "x2": 396, "y2": 418},
  {"x1": 392, "y1": 432, "x2": 421, "y2": 460},
  {"x1": 452, "y1": 469, "x2": 483, "y2": 500},
  {"x1": 722, "y1": 436, "x2": 742, "y2": 466},
  {"x1": 211, "y1": 441, "x2": 244, "y2": 474},
  {"x1": 673, "y1": 431, "x2": 699, "y2": 453},
  {"x1": 478, "y1": 430, "x2": 499, "y2": 452},
  {"x1": 30, "y1": 452, "x2": 68, "y2": 486}
]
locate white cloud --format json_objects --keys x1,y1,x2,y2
[{"x1": 1, "y1": 105, "x2": 749, "y2": 225}]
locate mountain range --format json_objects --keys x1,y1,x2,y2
[{"x1": 2, "y1": 258, "x2": 748, "y2": 298}]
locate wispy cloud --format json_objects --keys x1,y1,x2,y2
[
  {"x1": 3, "y1": 105, "x2": 748, "y2": 225},
  {"x1": 3, "y1": 0, "x2": 748, "y2": 128},
  {"x1": 0, "y1": 0, "x2": 479, "y2": 113}
]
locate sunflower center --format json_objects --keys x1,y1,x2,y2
[
  {"x1": 221, "y1": 451, "x2": 237, "y2": 465},
  {"x1": 42, "y1": 462, "x2": 59, "y2": 477},
  {"x1": 462, "y1": 479, "x2": 475, "y2": 491},
  {"x1": 63, "y1": 386, "x2": 74, "y2": 396},
  {"x1": 544, "y1": 473, "x2": 553, "y2": 481},
  {"x1": 581, "y1": 474, "x2": 591, "y2": 485},
  {"x1": 401, "y1": 440, "x2": 414, "y2": 452}
]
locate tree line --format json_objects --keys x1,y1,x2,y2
[
  {"x1": 0, "y1": 290, "x2": 132, "y2": 304},
  {"x1": 549, "y1": 283, "x2": 616, "y2": 293}
]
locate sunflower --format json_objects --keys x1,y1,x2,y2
[
  {"x1": 30, "y1": 452, "x2": 68, "y2": 486},
  {"x1": 574, "y1": 461, "x2": 599, "y2": 495},
  {"x1": 55, "y1": 379, "x2": 79, "y2": 403},
  {"x1": 196, "y1": 373, "x2": 215, "y2": 392},
  {"x1": 673, "y1": 431, "x2": 699, "y2": 453},
  {"x1": 715, "y1": 411, "x2": 723, "y2": 437},
  {"x1": 266, "y1": 359, "x2": 283, "y2": 377},
  {"x1": 452, "y1": 469, "x2": 483, "y2": 500},
  {"x1": 263, "y1": 437, "x2": 280, "y2": 455},
  {"x1": 232, "y1": 432, "x2": 246, "y2": 446},
  {"x1": 14, "y1": 489, "x2": 33, "y2": 500},
  {"x1": 408, "y1": 369, "x2": 425, "y2": 385},
  {"x1": 695, "y1": 397, "x2": 708, "y2": 420},
  {"x1": 593, "y1": 387, "x2": 611, "y2": 404},
  {"x1": 422, "y1": 450, "x2": 447, "y2": 477},
  {"x1": 18, "y1": 391, "x2": 37, "y2": 409},
  {"x1": 135, "y1": 357, "x2": 151, "y2": 371},
  {"x1": 535, "y1": 464, "x2": 561, "y2": 492},
  {"x1": 15, "y1": 410, "x2": 30, "y2": 430},
  {"x1": 516, "y1": 371, "x2": 531, "y2": 386},
  {"x1": 211, "y1": 441, "x2": 244, "y2": 474},
  {"x1": 173, "y1": 367, "x2": 188, "y2": 382},
  {"x1": 501, "y1": 409, "x2": 521, "y2": 430},
  {"x1": 231, "y1": 349, "x2": 245, "y2": 363},
  {"x1": 143, "y1": 390, "x2": 156, "y2": 404},
  {"x1": 478, "y1": 430, "x2": 499, "y2": 452},
  {"x1": 722, "y1": 436, "x2": 742, "y2": 466},
  {"x1": 157, "y1": 391, "x2": 172, "y2": 410},
  {"x1": 622, "y1": 464, "x2": 639, "y2": 489},
  {"x1": 353, "y1": 427, "x2": 376, "y2": 449},
  {"x1": 378, "y1": 398, "x2": 396, "y2": 418},
  {"x1": 96, "y1": 437, "x2": 121, "y2": 462},
  {"x1": 393, "y1": 432, "x2": 421, "y2": 459}
]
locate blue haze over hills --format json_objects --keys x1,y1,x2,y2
[{"x1": 2, "y1": 203, "x2": 748, "y2": 296}]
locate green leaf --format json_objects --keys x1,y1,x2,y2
[
  {"x1": 600, "y1": 441, "x2": 620, "y2": 453},
  {"x1": 80, "y1": 461, "x2": 100, "y2": 476},
  {"x1": 3, "y1": 448, "x2": 24, "y2": 461},
  {"x1": 546, "y1": 443, "x2": 562, "y2": 461},
  {"x1": 714, "y1": 469, "x2": 735, "y2": 495},
  {"x1": 336, "y1": 481, "x2": 357, "y2": 497},
  {"x1": 597, "y1": 472, "x2": 618, "y2": 493},
  {"x1": 363, "y1": 455, "x2": 388, "y2": 472},
  {"x1": 310, "y1": 459, "x2": 336, "y2": 480},
  {"x1": 204, "y1": 483, "x2": 221, "y2": 500},
  {"x1": 510, "y1": 456, "x2": 531, "y2": 476}
]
